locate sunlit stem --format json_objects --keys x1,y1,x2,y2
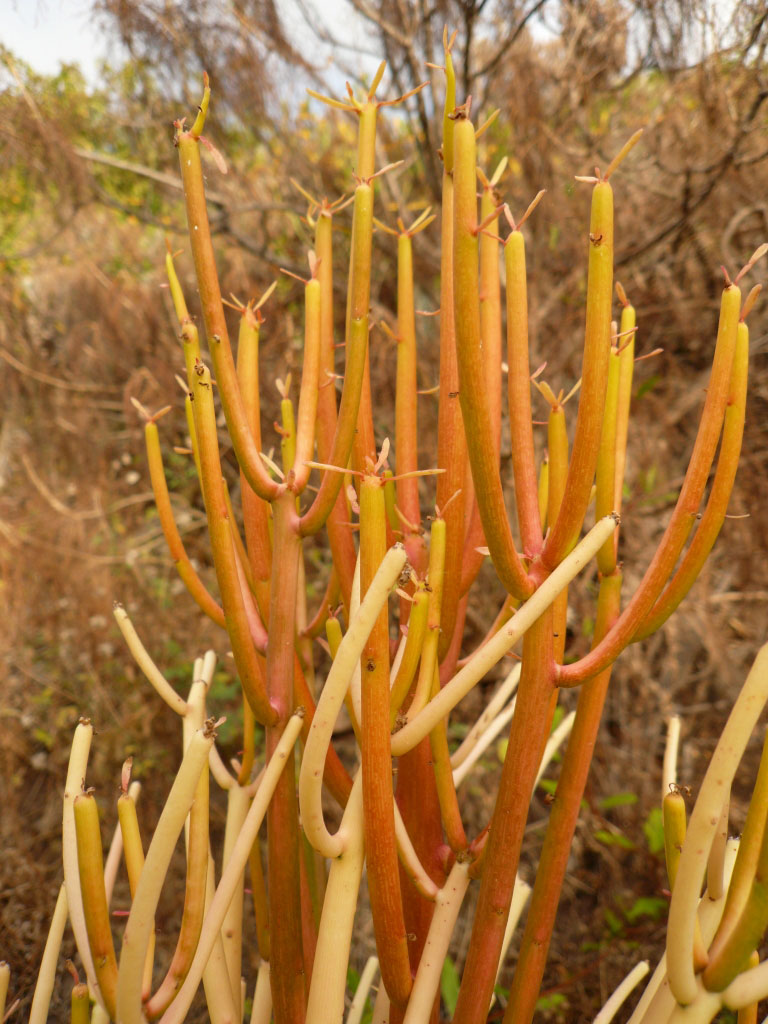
[
  {"x1": 29, "y1": 883, "x2": 68, "y2": 1024},
  {"x1": 667, "y1": 643, "x2": 768, "y2": 1005},
  {"x1": 708, "y1": 726, "x2": 768, "y2": 970},
  {"x1": 392, "y1": 515, "x2": 619, "y2": 757},
  {"x1": 143, "y1": 747, "x2": 211, "y2": 1019},
  {"x1": 157, "y1": 712, "x2": 304, "y2": 1024},
  {"x1": 543, "y1": 180, "x2": 614, "y2": 569},
  {"x1": 547, "y1": 402, "x2": 570, "y2": 662},
  {"x1": 301, "y1": 544, "x2": 406, "y2": 857},
  {"x1": 117, "y1": 792, "x2": 155, "y2": 1001},
  {"x1": 402, "y1": 858, "x2": 471, "y2": 1024},
  {"x1": 116, "y1": 723, "x2": 217, "y2": 1024},
  {"x1": 305, "y1": 775, "x2": 365, "y2": 1024},
  {"x1": 114, "y1": 604, "x2": 190, "y2": 715}
]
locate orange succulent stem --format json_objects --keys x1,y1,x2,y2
[
  {"x1": 543, "y1": 180, "x2": 614, "y2": 569},
  {"x1": 265, "y1": 490, "x2": 305, "y2": 1024},
  {"x1": 479, "y1": 173, "x2": 503, "y2": 461},
  {"x1": 359, "y1": 474, "x2": 412, "y2": 1008},
  {"x1": 300, "y1": 182, "x2": 373, "y2": 537},
  {"x1": 595, "y1": 342, "x2": 621, "y2": 576},
  {"x1": 143, "y1": 420, "x2": 226, "y2": 629},
  {"x1": 436, "y1": 50, "x2": 468, "y2": 659},
  {"x1": 293, "y1": 277, "x2": 322, "y2": 494},
  {"x1": 502, "y1": 571, "x2": 622, "y2": 1024},
  {"x1": 505, "y1": 230, "x2": 543, "y2": 555},
  {"x1": 457, "y1": 171, "x2": 503, "y2": 595},
  {"x1": 547, "y1": 404, "x2": 570, "y2": 664},
  {"x1": 313, "y1": 209, "x2": 356, "y2": 611},
  {"x1": 351, "y1": 101, "x2": 378, "y2": 470},
  {"x1": 613, "y1": 297, "x2": 636, "y2": 524},
  {"x1": 191, "y1": 362, "x2": 276, "y2": 725},
  {"x1": 395, "y1": 229, "x2": 428, "y2": 575},
  {"x1": 558, "y1": 282, "x2": 741, "y2": 686},
  {"x1": 634, "y1": 318, "x2": 748, "y2": 639},
  {"x1": 175, "y1": 122, "x2": 281, "y2": 503},
  {"x1": 429, "y1": 678, "x2": 468, "y2": 853},
  {"x1": 452, "y1": 604, "x2": 555, "y2": 1023},
  {"x1": 235, "y1": 306, "x2": 273, "y2": 587},
  {"x1": 452, "y1": 113, "x2": 533, "y2": 602}
]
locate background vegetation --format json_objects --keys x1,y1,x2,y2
[{"x1": 2, "y1": 0, "x2": 767, "y2": 1018}]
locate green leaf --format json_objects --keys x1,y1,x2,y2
[
  {"x1": 626, "y1": 896, "x2": 668, "y2": 923},
  {"x1": 598, "y1": 791, "x2": 639, "y2": 811},
  {"x1": 441, "y1": 956, "x2": 461, "y2": 1015},
  {"x1": 643, "y1": 806, "x2": 665, "y2": 854},
  {"x1": 604, "y1": 908, "x2": 623, "y2": 935},
  {"x1": 636, "y1": 373, "x2": 659, "y2": 399},
  {"x1": 594, "y1": 828, "x2": 634, "y2": 850}
]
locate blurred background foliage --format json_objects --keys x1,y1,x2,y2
[{"x1": 1, "y1": 1, "x2": 767, "y2": 1018}]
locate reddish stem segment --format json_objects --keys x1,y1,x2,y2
[
  {"x1": 452, "y1": 605, "x2": 555, "y2": 1023},
  {"x1": 265, "y1": 492, "x2": 305, "y2": 1024},
  {"x1": 503, "y1": 572, "x2": 622, "y2": 1024},
  {"x1": 360, "y1": 476, "x2": 412, "y2": 1007}
]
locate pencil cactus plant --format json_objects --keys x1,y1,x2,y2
[{"x1": 10, "y1": 31, "x2": 768, "y2": 1024}]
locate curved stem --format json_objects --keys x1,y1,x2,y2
[
  {"x1": 557, "y1": 284, "x2": 741, "y2": 686},
  {"x1": 667, "y1": 643, "x2": 768, "y2": 1005},
  {"x1": 452, "y1": 115, "x2": 533, "y2": 601}
]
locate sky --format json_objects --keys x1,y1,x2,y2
[
  {"x1": 1, "y1": 0, "x2": 379, "y2": 88},
  {"x1": 4, "y1": 0, "x2": 112, "y2": 82}
]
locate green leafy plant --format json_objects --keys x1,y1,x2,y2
[{"x1": 5, "y1": 31, "x2": 767, "y2": 1024}]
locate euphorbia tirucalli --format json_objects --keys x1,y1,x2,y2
[{"x1": 18, "y1": 32, "x2": 767, "y2": 1024}]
